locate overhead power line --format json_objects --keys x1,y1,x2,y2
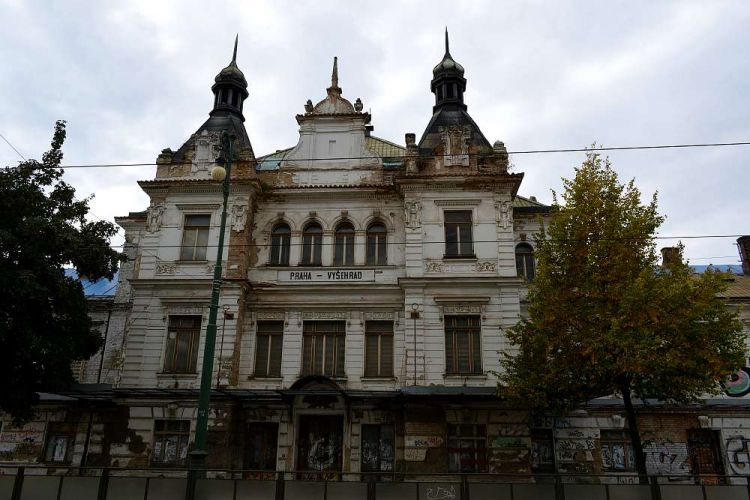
[
  {"x1": 3, "y1": 141, "x2": 750, "y2": 170},
  {"x1": 0, "y1": 133, "x2": 26, "y2": 161}
]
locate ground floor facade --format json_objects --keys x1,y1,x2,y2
[{"x1": 2, "y1": 384, "x2": 749, "y2": 484}]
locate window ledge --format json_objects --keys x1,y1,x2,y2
[
  {"x1": 361, "y1": 377, "x2": 397, "y2": 382},
  {"x1": 443, "y1": 374, "x2": 487, "y2": 380},
  {"x1": 174, "y1": 260, "x2": 209, "y2": 265},
  {"x1": 442, "y1": 255, "x2": 477, "y2": 261},
  {"x1": 247, "y1": 376, "x2": 283, "y2": 381},
  {"x1": 156, "y1": 372, "x2": 198, "y2": 379}
]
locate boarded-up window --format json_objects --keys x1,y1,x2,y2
[
  {"x1": 531, "y1": 429, "x2": 555, "y2": 473},
  {"x1": 444, "y1": 210, "x2": 473, "y2": 257},
  {"x1": 245, "y1": 422, "x2": 278, "y2": 471},
  {"x1": 152, "y1": 420, "x2": 190, "y2": 466},
  {"x1": 364, "y1": 321, "x2": 393, "y2": 377},
  {"x1": 361, "y1": 424, "x2": 395, "y2": 473},
  {"x1": 163, "y1": 316, "x2": 201, "y2": 373},
  {"x1": 601, "y1": 430, "x2": 636, "y2": 472},
  {"x1": 43, "y1": 422, "x2": 76, "y2": 463},
  {"x1": 180, "y1": 214, "x2": 210, "y2": 261},
  {"x1": 255, "y1": 321, "x2": 283, "y2": 378},
  {"x1": 448, "y1": 424, "x2": 487, "y2": 473},
  {"x1": 444, "y1": 315, "x2": 482, "y2": 374},
  {"x1": 302, "y1": 321, "x2": 345, "y2": 377}
]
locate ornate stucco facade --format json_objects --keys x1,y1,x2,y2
[{"x1": 2, "y1": 36, "x2": 750, "y2": 488}]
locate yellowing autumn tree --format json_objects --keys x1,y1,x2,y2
[{"x1": 500, "y1": 152, "x2": 745, "y2": 477}]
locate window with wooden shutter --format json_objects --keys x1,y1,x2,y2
[
  {"x1": 255, "y1": 321, "x2": 283, "y2": 377},
  {"x1": 444, "y1": 315, "x2": 482, "y2": 374},
  {"x1": 302, "y1": 321, "x2": 346, "y2": 377},
  {"x1": 365, "y1": 321, "x2": 393, "y2": 377}
]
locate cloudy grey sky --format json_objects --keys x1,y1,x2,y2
[{"x1": 1, "y1": 0, "x2": 748, "y2": 263}]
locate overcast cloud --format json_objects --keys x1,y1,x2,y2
[{"x1": 1, "y1": 0, "x2": 748, "y2": 263}]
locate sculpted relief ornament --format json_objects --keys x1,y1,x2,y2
[
  {"x1": 440, "y1": 125, "x2": 471, "y2": 167},
  {"x1": 405, "y1": 201, "x2": 422, "y2": 229},
  {"x1": 495, "y1": 201, "x2": 511, "y2": 229},
  {"x1": 230, "y1": 204, "x2": 248, "y2": 232},
  {"x1": 146, "y1": 202, "x2": 165, "y2": 233}
]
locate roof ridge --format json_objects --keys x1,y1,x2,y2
[{"x1": 368, "y1": 135, "x2": 406, "y2": 151}]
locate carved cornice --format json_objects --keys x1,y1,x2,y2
[{"x1": 434, "y1": 199, "x2": 482, "y2": 207}]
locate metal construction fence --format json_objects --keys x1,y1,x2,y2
[{"x1": 1, "y1": 467, "x2": 750, "y2": 500}]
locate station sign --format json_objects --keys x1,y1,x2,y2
[{"x1": 278, "y1": 269, "x2": 376, "y2": 283}]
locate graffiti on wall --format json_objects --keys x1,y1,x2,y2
[
  {"x1": 643, "y1": 440, "x2": 691, "y2": 475},
  {"x1": 726, "y1": 435, "x2": 750, "y2": 475},
  {"x1": 724, "y1": 367, "x2": 750, "y2": 397}
]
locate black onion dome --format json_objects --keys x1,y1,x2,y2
[{"x1": 432, "y1": 28, "x2": 465, "y2": 76}]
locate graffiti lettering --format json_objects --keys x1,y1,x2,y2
[
  {"x1": 726, "y1": 435, "x2": 750, "y2": 475},
  {"x1": 425, "y1": 485, "x2": 456, "y2": 500},
  {"x1": 643, "y1": 441, "x2": 690, "y2": 476}
]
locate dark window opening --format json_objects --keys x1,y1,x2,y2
[
  {"x1": 301, "y1": 222, "x2": 322, "y2": 266},
  {"x1": 444, "y1": 315, "x2": 481, "y2": 374},
  {"x1": 515, "y1": 243, "x2": 536, "y2": 281},
  {"x1": 245, "y1": 422, "x2": 278, "y2": 471},
  {"x1": 270, "y1": 223, "x2": 291, "y2": 266},
  {"x1": 302, "y1": 321, "x2": 345, "y2": 377},
  {"x1": 366, "y1": 222, "x2": 387, "y2": 266},
  {"x1": 601, "y1": 430, "x2": 636, "y2": 472},
  {"x1": 43, "y1": 422, "x2": 76, "y2": 463},
  {"x1": 446, "y1": 83, "x2": 455, "y2": 99},
  {"x1": 163, "y1": 315, "x2": 201, "y2": 374},
  {"x1": 444, "y1": 210, "x2": 474, "y2": 257},
  {"x1": 333, "y1": 221, "x2": 355, "y2": 266},
  {"x1": 231, "y1": 90, "x2": 239, "y2": 107},
  {"x1": 531, "y1": 429, "x2": 556, "y2": 473}
]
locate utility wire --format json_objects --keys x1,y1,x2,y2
[
  {"x1": 5, "y1": 141, "x2": 750, "y2": 169},
  {"x1": 0, "y1": 133, "x2": 26, "y2": 161}
]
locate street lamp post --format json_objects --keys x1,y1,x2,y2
[{"x1": 186, "y1": 132, "x2": 235, "y2": 498}]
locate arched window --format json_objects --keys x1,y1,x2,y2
[
  {"x1": 366, "y1": 222, "x2": 387, "y2": 266},
  {"x1": 301, "y1": 222, "x2": 322, "y2": 266},
  {"x1": 515, "y1": 243, "x2": 535, "y2": 281},
  {"x1": 269, "y1": 223, "x2": 290, "y2": 266},
  {"x1": 334, "y1": 221, "x2": 355, "y2": 266}
]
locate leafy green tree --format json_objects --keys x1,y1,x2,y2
[
  {"x1": 500, "y1": 151, "x2": 745, "y2": 477},
  {"x1": 0, "y1": 121, "x2": 123, "y2": 423}
]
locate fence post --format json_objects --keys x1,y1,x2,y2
[
  {"x1": 274, "y1": 473, "x2": 285, "y2": 500},
  {"x1": 184, "y1": 469, "x2": 197, "y2": 500},
  {"x1": 367, "y1": 477, "x2": 376, "y2": 500},
  {"x1": 554, "y1": 474, "x2": 565, "y2": 500},
  {"x1": 649, "y1": 476, "x2": 661, "y2": 500},
  {"x1": 461, "y1": 474, "x2": 470, "y2": 500},
  {"x1": 11, "y1": 467, "x2": 24, "y2": 500},
  {"x1": 97, "y1": 469, "x2": 109, "y2": 500}
]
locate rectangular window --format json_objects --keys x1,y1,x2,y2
[
  {"x1": 444, "y1": 315, "x2": 482, "y2": 374},
  {"x1": 180, "y1": 214, "x2": 211, "y2": 261},
  {"x1": 444, "y1": 210, "x2": 473, "y2": 257},
  {"x1": 255, "y1": 321, "x2": 283, "y2": 378},
  {"x1": 364, "y1": 321, "x2": 393, "y2": 377},
  {"x1": 245, "y1": 422, "x2": 278, "y2": 471},
  {"x1": 152, "y1": 419, "x2": 190, "y2": 466},
  {"x1": 302, "y1": 321, "x2": 345, "y2": 377},
  {"x1": 361, "y1": 424, "x2": 395, "y2": 473},
  {"x1": 43, "y1": 422, "x2": 76, "y2": 463},
  {"x1": 447, "y1": 424, "x2": 487, "y2": 473},
  {"x1": 531, "y1": 429, "x2": 556, "y2": 473},
  {"x1": 600, "y1": 430, "x2": 636, "y2": 472},
  {"x1": 163, "y1": 316, "x2": 201, "y2": 373}
]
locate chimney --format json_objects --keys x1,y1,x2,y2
[
  {"x1": 738, "y1": 236, "x2": 750, "y2": 275},
  {"x1": 661, "y1": 247, "x2": 681, "y2": 268}
]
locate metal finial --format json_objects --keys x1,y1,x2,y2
[
  {"x1": 232, "y1": 34, "x2": 238, "y2": 63},
  {"x1": 331, "y1": 56, "x2": 339, "y2": 88},
  {"x1": 445, "y1": 27, "x2": 450, "y2": 55}
]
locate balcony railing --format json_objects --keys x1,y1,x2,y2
[{"x1": 1, "y1": 466, "x2": 749, "y2": 500}]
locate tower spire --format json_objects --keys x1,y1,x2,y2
[
  {"x1": 232, "y1": 34, "x2": 238, "y2": 63},
  {"x1": 331, "y1": 56, "x2": 339, "y2": 89},
  {"x1": 445, "y1": 27, "x2": 450, "y2": 55}
]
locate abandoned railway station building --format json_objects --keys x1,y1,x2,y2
[{"x1": 2, "y1": 35, "x2": 750, "y2": 491}]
